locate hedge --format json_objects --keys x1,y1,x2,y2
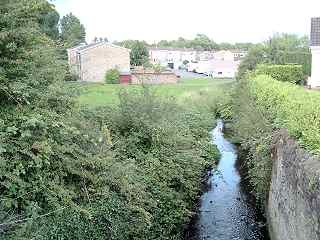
[
  {"x1": 247, "y1": 74, "x2": 320, "y2": 154},
  {"x1": 255, "y1": 64, "x2": 304, "y2": 84}
]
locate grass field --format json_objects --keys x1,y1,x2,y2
[{"x1": 70, "y1": 77, "x2": 235, "y2": 107}]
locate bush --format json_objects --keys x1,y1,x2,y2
[
  {"x1": 247, "y1": 74, "x2": 320, "y2": 154},
  {"x1": 105, "y1": 69, "x2": 120, "y2": 84},
  {"x1": 255, "y1": 64, "x2": 304, "y2": 84},
  {"x1": 65, "y1": 70, "x2": 78, "y2": 82},
  {"x1": 232, "y1": 73, "x2": 320, "y2": 204},
  {"x1": 232, "y1": 78, "x2": 273, "y2": 204},
  {"x1": 2, "y1": 87, "x2": 220, "y2": 240}
]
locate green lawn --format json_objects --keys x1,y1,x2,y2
[{"x1": 70, "y1": 77, "x2": 235, "y2": 107}]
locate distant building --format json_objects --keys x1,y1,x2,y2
[
  {"x1": 231, "y1": 50, "x2": 248, "y2": 61},
  {"x1": 309, "y1": 17, "x2": 320, "y2": 88},
  {"x1": 197, "y1": 51, "x2": 215, "y2": 61},
  {"x1": 213, "y1": 50, "x2": 247, "y2": 61},
  {"x1": 131, "y1": 67, "x2": 178, "y2": 84},
  {"x1": 210, "y1": 60, "x2": 240, "y2": 78},
  {"x1": 67, "y1": 42, "x2": 130, "y2": 82},
  {"x1": 213, "y1": 50, "x2": 235, "y2": 61},
  {"x1": 149, "y1": 48, "x2": 198, "y2": 70}
]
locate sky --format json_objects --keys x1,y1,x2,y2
[{"x1": 53, "y1": 0, "x2": 320, "y2": 44}]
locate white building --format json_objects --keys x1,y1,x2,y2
[
  {"x1": 213, "y1": 50, "x2": 247, "y2": 61},
  {"x1": 309, "y1": 17, "x2": 320, "y2": 88},
  {"x1": 197, "y1": 51, "x2": 215, "y2": 61},
  {"x1": 210, "y1": 60, "x2": 240, "y2": 78},
  {"x1": 149, "y1": 48, "x2": 199, "y2": 70},
  {"x1": 213, "y1": 50, "x2": 235, "y2": 61},
  {"x1": 187, "y1": 59, "x2": 240, "y2": 78}
]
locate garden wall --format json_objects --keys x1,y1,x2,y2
[{"x1": 268, "y1": 129, "x2": 320, "y2": 240}]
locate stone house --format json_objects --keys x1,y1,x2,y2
[{"x1": 67, "y1": 42, "x2": 130, "y2": 82}]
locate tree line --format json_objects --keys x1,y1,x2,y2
[
  {"x1": 238, "y1": 33, "x2": 311, "y2": 79},
  {"x1": 115, "y1": 34, "x2": 255, "y2": 53}
]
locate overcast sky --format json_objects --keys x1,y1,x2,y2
[{"x1": 54, "y1": 0, "x2": 319, "y2": 44}]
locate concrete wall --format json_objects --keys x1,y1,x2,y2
[
  {"x1": 268, "y1": 129, "x2": 320, "y2": 240},
  {"x1": 79, "y1": 44, "x2": 130, "y2": 82}
]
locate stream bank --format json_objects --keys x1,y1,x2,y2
[{"x1": 185, "y1": 120, "x2": 270, "y2": 240}]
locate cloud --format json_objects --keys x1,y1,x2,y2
[{"x1": 54, "y1": 0, "x2": 320, "y2": 43}]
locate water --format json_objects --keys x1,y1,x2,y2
[{"x1": 185, "y1": 120, "x2": 270, "y2": 240}]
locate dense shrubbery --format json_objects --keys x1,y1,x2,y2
[
  {"x1": 232, "y1": 78, "x2": 273, "y2": 203},
  {"x1": 255, "y1": 64, "x2": 304, "y2": 84},
  {"x1": 0, "y1": 1, "x2": 224, "y2": 238},
  {"x1": 233, "y1": 73, "x2": 320, "y2": 203},
  {"x1": 248, "y1": 74, "x2": 320, "y2": 154},
  {"x1": 2, "y1": 87, "x2": 220, "y2": 239},
  {"x1": 105, "y1": 68, "x2": 120, "y2": 84}
]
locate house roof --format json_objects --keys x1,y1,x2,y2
[
  {"x1": 68, "y1": 42, "x2": 130, "y2": 53},
  {"x1": 148, "y1": 47, "x2": 197, "y2": 52}
]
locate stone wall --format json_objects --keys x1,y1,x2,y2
[{"x1": 268, "y1": 129, "x2": 320, "y2": 240}]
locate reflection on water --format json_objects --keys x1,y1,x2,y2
[{"x1": 185, "y1": 120, "x2": 269, "y2": 240}]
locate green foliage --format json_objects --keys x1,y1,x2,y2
[
  {"x1": 39, "y1": 5, "x2": 60, "y2": 40},
  {"x1": 2, "y1": 86, "x2": 220, "y2": 239},
  {"x1": 238, "y1": 33, "x2": 311, "y2": 80},
  {"x1": 233, "y1": 73, "x2": 320, "y2": 204},
  {"x1": 232, "y1": 79, "x2": 273, "y2": 204},
  {"x1": 237, "y1": 44, "x2": 267, "y2": 80},
  {"x1": 116, "y1": 40, "x2": 149, "y2": 66},
  {"x1": 0, "y1": 1, "x2": 224, "y2": 238},
  {"x1": 255, "y1": 64, "x2": 304, "y2": 84},
  {"x1": 0, "y1": 0, "x2": 69, "y2": 107},
  {"x1": 60, "y1": 13, "x2": 86, "y2": 48},
  {"x1": 105, "y1": 69, "x2": 120, "y2": 84},
  {"x1": 154, "y1": 35, "x2": 253, "y2": 51},
  {"x1": 247, "y1": 74, "x2": 320, "y2": 154},
  {"x1": 130, "y1": 41, "x2": 149, "y2": 66}
]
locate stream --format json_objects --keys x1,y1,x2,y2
[{"x1": 185, "y1": 120, "x2": 270, "y2": 240}]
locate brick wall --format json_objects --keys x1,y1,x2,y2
[{"x1": 131, "y1": 72, "x2": 178, "y2": 84}]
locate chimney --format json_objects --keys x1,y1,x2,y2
[{"x1": 309, "y1": 17, "x2": 320, "y2": 88}]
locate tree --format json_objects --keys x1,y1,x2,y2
[
  {"x1": 39, "y1": 4, "x2": 60, "y2": 39},
  {"x1": 130, "y1": 41, "x2": 149, "y2": 66},
  {"x1": 60, "y1": 13, "x2": 86, "y2": 47},
  {"x1": 0, "y1": 0, "x2": 68, "y2": 106},
  {"x1": 116, "y1": 40, "x2": 149, "y2": 66},
  {"x1": 237, "y1": 33, "x2": 311, "y2": 79},
  {"x1": 237, "y1": 44, "x2": 267, "y2": 79},
  {"x1": 191, "y1": 34, "x2": 219, "y2": 50},
  {"x1": 105, "y1": 68, "x2": 120, "y2": 84}
]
